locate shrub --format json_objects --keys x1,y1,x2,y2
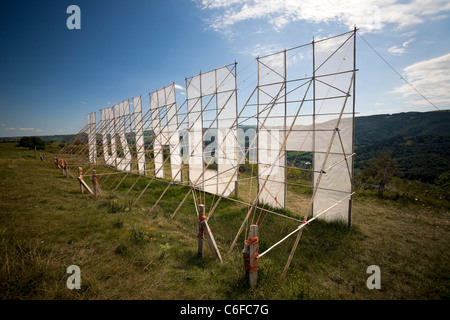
[{"x1": 17, "y1": 136, "x2": 46, "y2": 150}]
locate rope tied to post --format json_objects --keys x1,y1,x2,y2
[
  {"x1": 92, "y1": 173, "x2": 98, "y2": 185},
  {"x1": 243, "y1": 236, "x2": 260, "y2": 273},
  {"x1": 197, "y1": 213, "x2": 209, "y2": 239}
]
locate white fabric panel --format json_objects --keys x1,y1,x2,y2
[
  {"x1": 112, "y1": 104, "x2": 120, "y2": 169},
  {"x1": 150, "y1": 91, "x2": 164, "y2": 179},
  {"x1": 315, "y1": 33, "x2": 354, "y2": 77},
  {"x1": 216, "y1": 66, "x2": 237, "y2": 197},
  {"x1": 312, "y1": 32, "x2": 354, "y2": 223},
  {"x1": 150, "y1": 84, "x2": 181, "y2": 181},
  {"x1": 204, "y1": 169, "x2": 217, "y2": 194},
  {"x1": 285, "y1": 115, "x2": 314, "y2": 152},
  {"x1": 113, "y1": 102, "x2": 131, "y2": 172},
  {"x1": 258, "y1": 128, "x2": 286, "y2": 208},
  {"x1": 133, "y1": 96, "x2": 146, "y2": 175},
  {"x1": 164, "y1": 85, "x2": 182, "y2": 182},
  {"x1": 121, "y1": 100, "x2": 132, "y2": 172},
  {"x1": 201, "y1": 70, "x2": 216, "y2": 96},
  {"x1": 169, "y1": 132, "x2": 182, "y2": 182},
  {"x1": 258, "y1": 51, "x2": 286, "y2": 209},
  {"x1": 100, "y1": 108, "x2": 113, "y2": 165},
  {"x1": 107, "y1": 107, "x2": 117, "y2": 166},
  {"x1": 187, "y1": 66, "x2": 238, "y2": 196},
  {"x1": 313, "y1": 118, "x2": 353, "y2": 213},
  {"x1": 87, "y1": 112, "x2": 97, "y2": 164},
  {"x1": 187, "y1": 75, "x2": 204, "y2": 188}
]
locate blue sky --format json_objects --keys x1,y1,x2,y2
[{"x1": 0, "y1": 0, "x2": 449, "y2": 137}]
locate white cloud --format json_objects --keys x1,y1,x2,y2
[
  {"x1": 402, "y1": 39, "x2": 414, "y2": 47},
  {"x1": 388, "y1": 45, "x2": 406, "y2": 56},
  {"x1": 239, "y1": 43, "x2": 281, "y2": 57},
  {"x1": 392, "y1": 52, "x2": 450, "y2": 108},
  {"x1": 199, "y1": 0, "x2": 450, "y2": 34},
  {"x1": 19, "y1": 128, "x2": 35, "y2": 131},
  {"x1": 80, "y1": 101, "x2": 87, "y2": 105},
  {"x1": 174, "y1": 84, "x2": 185, "y2": 90},
  {"x1": 6, "y1": 127, "x2": 16, "y2": 130},
  {"x1": 388, "y1": 37, "x2": 415, "y2": 56}
]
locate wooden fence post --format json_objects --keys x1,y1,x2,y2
[
  {"x1": 77, "y1": 168, "x2": 93, "y2": 195},
  {"x1": 78, "y1": 167, "x2": 84, "y2": 194},
  {"x1": 60, "y1": 160, "x2": 64, "y2": 175},
  {"x1": 243, "y1": 225, "x2": 259, "y2": 288}
]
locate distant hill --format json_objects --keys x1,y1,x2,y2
[
  {"x1": 354, "y1": 110, "x2": 450, "y2": 147},
  {"x1": 354, "y1": 134, "x2": 450, "y2": 183},
  {"x1": 0, "y1": 134, "x2": 76, "y2": 143},
  {"x1": 2, "y1": 110, "x2": 449, "y2": 183},
  {"x1": 2, "y1": 110, "x2": 448, "y2": 145},
  {"x1": 353, "y1": 110, "x2": 450, "y2": 183}
]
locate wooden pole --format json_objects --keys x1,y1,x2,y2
[
  {"x1": 235, "y1": 180, "x2": 239, "y2": 199},
  {"x1": 60, "y1": 160, "x2": 64, "y2": 175},
  {"x1": 78, "y1": 167, "x2": 84, "y2": 194},
  {"x1": 197, "y1": 204, "x2": 204, "y2": 258},
  {"x1": 79, "y1": 177, "x2": 94, "y2": 195},
  {"x1": 247, "y1": 225, "x2": 259, "y2": 288},
  {"x1": 92, "y1": 170, "x2": 98, "y2": 198},
  {"x1": 197, "y1": 204, "x2": 222, "y2": 262},
  {"x1": 65, "y1": 161, "x2": 69, "y2": 178}
]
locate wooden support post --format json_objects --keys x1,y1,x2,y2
[
  {"x1": 78, "y1": 167, "x2": 84, "y2": 194},
  {"x1": 235, "y1": 180, "x2": 239, "y2": 199},
  {"x1": 243, "y1": 225, "x2": 259, "y2": 288},
  {"x1": 197, "y1": 204, "x2": 204, "y2": 258},
  {"x1": 64, "y1": 161, "x2": 68, "y2": 178},
  {"x1": 79, "y1": 178, "x2": 93, "y2": 195},
  {"x1": 242, "y1": 245, "x2": 250, "y2": 274},
  {"x1": 92, "y1": 170, "x2": 98, "y2": 198},
  {"x1": 60, "y1": 160, "x2": 64, "y2": 175},
  {"x1": 197, "y1": 204, "x2": 222, "y2": 262}
]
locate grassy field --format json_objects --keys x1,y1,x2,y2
[{"x1": 0, "y1": 142, "x2": 448, "y2": 300}]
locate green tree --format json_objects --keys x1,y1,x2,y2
[
  {"x1": 435, "y1": 171, "x2": 450, "y2": 189},
  {"x1": 17, "y1": 136, "x2": 46, "y2": 150},
  {"x1": 361, "y1": 151, "x2": 398, "y2": 197}
]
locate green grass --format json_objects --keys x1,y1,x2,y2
[{"x1": 0, "y1": 142, "x2": 449, "y2": 300}]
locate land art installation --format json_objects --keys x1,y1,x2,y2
[{"x1": 55, "y1": 29, "x2": 357, "y2": 278}]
